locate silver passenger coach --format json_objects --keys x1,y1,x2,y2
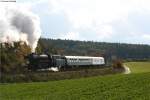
[{"x1": 65, "y1": 56, "x2": 105, "y2": 66}]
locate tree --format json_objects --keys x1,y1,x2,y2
[{"x1": 0, "y1": 41, "x2": 31, "y2": 73}]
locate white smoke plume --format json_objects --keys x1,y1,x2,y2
[{"x1": 0, "y1": 3, "x2": 41, "y2": 52}]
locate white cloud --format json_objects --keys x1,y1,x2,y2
[
  {"x1": 142, "y1": 34, "x2": 150, "y2": 43},
  {"x1": 59, "y1": 32, "x2": 84, "y2": 40},
  {"x1": 45, "y1": 0, "x2": 150, "y2": 44},
  {"x1": 17, "y1": 0, "x2": 150, "y2": 44},
  {"x1": 48, "y1": 0, "x2": 137, "y2": 28},
  {"x1": 95, "y1": 25, "x2": 113, "y2": 39}
]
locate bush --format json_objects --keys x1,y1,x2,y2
[
  {"x1": 0, "y1": 67, "x2": 124, "y2": 83},
  {"x1": 112, "y1": 59, "x2": 124, "y2": 69}
]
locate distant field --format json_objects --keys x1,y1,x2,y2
[
  {"x1": 124, "y1": 62, "x2": 150, "y2": 73},
  {"x1": 1, "y1": 72, "x2": 150, "y2": 100}
]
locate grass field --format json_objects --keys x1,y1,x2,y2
[
  {"x1": 1, "y1": 72, "x2": 150, "y2": 100},
  {"x1": 124, "y1": 62, "x2": 150, "y2": 73},
  {"x1": 1, "y1": 61, "x2": 150, "y2": 100}
]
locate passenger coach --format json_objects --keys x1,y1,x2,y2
[{"x1": 65, "y1": 56, "x2": 105, "y2": 66}]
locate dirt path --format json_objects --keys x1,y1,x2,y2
[{"x1": 123, "y1": 65, "x2": 131, "y2": 74}]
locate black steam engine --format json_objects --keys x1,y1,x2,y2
[
  {"x1": 26, "y1": 53, "x2": 67, "y2": 71},
  {"x1": 26, "y1": 53, "x2": 105, "y2": 71}
]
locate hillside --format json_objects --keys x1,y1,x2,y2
[
  {"x1": 1, "y1": 72, "x2": 150, "y2": 100},
  {"x1": 37, "y1": 38, "x2": 150, "y2": 61}
]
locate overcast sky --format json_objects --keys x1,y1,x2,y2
[{"x1": 17, "y1": 0, "x2": 150, "y2": 44}]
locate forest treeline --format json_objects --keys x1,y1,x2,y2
[
  {"x1": 37, "y1": 38, "x2": 150, "y2": 60},
  {"x1": 1, "y1": 38, "x2": 150, "y2": 73}
]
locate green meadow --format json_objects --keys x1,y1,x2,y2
[
  {"x1": 0, "y1": 62, "x2": 150, "y2": 100},
  {"x1": 125, "y1": 62, "x2": 150, "y2": 73}
]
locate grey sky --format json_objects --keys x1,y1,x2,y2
[{"x1": 17, "y1": 0, "x2": 150, "y2": 44}]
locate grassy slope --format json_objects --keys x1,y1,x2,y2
[
  {"x1": 1, "y1": 62, "x2": 150, "y2": 100},
  {"x1": 124, "y1": 62, "x2": 150, "y2": 73},
  {"x1": 1, "y1": 73, "x2": 150, "y2": 100}
]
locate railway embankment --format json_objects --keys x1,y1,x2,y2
[{"x1": 1, "y1": 67, "x2": 124, "y2": 83}]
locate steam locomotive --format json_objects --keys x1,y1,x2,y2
[{"x1": 26, "y1": 53, "x2": 105, "y2": 71}]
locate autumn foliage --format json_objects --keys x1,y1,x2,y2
[
  {"x1": 0, "y1": 41, "x2": 31, "y2": 73},
  {"x1": 112, "y1": 59, "x2": 124, "y2": 69}
]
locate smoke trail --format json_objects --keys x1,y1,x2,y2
[{"x1": 0, "y1": 3, "x2": 41, "y2": 52}]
